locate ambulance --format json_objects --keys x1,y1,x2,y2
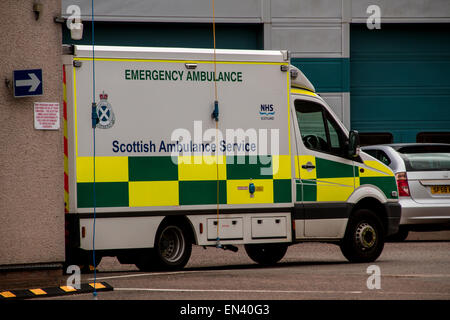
[{"x1": 63, "y1": 45, "x2": 400, "y2": 270}]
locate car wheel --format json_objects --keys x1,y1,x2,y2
[
  {"x1": 244, "y1": 243, "x2": 288, "y2": 265},
  {"x1": 340, "y1": 209, "x2": 385, "y2": 263}
]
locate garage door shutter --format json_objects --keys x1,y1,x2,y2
[
  {"x1": 350, "y1": 24, "x2": 450, "y2": 144},
  {"x1": 63, "y1": 22, "x2": 263, "y2": 50}
]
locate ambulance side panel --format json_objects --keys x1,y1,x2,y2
[
  {"x1": 70, "y1": 47, "x2": 292, "y2": 215},
  {"x1": 64, "y1": 46, "x2": 295, "y2": 250}
]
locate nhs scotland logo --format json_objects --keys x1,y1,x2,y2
[{"x1": 259, "y1": 104, "x2": 275, "y2": 120}]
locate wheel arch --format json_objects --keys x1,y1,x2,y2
[
  {"x1": 348, "y1": 185, "x2": 389, "y2": 233},
  {"x1": 348, "y1": 185, "x2": 388, "y2": 204},
  {"x1": 158, "y1": 215, "x2": 197, "y2": 245},
  {"x1": 350, "y1": 197, "x2": 388, "y2": 236}
]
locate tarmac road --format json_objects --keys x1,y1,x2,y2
[{"x1": 40, "y1": 235, "x2": 450, "y2": 301}]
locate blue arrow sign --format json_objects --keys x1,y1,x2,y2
[{"x1": 13, "y1": 69, "x2": 43, "y2": 97}]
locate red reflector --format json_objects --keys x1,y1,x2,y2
[
  {"x1": 199, "y1": 223, "x2": 203, "y2": 234},
  {"x1": 395, "y1": 172, "x2": 410, "y2": 197},
  {"x1": 81, "y1": 226, "x2": 86, "y2": 238}
]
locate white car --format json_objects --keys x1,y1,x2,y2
[{"x1": 362, "y1": 143, "x2": 450, "y2": 241}]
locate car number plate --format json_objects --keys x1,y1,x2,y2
[{"x1": 431, "y1": 186, "x2": 450, "y2": 194}]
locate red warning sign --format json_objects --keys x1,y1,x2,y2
[{"x1": 34, "y1": 102, "x2": 60, "y2": 130}]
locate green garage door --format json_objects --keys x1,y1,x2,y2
[
  {"x1": 350, "y1": 24, "x2": 450, "y2": 144},
  {"x1": 63, "y1": 22, "x2": 263, "y2": 50}
]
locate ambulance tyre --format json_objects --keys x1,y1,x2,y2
[
  {"x1": 340, "y1": 208, "x2": 385, "y2": 263},
  {"x1": 244, "y1": 243, "x2": 288, "y2": 265},
  {"x1": 136, "y1": 220, "x2": 192, "y2": 271}
]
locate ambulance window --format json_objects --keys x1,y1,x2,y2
[
  {"x1": 295, "y1": 102, "x2": 329, "y2": 153},
  {"x1": 295, "y1": 100, "x2": 346, "y2": 156},
  {"x1": 326, "y1": 117, "x2": 346, "y2": 155},
  {"x1": 328, "y1": 119, "x2": 340, "y2": 148}
]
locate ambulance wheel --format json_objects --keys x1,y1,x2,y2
[
  {"x1": 136, "y1": 221, "x2": 192, "y2": 271},
  {"x1": 244, "y1": 243, "x2": 288, "y2": 266},
  {"x1": 340, "y1": 209, "x2": 385, "y2": 263}
]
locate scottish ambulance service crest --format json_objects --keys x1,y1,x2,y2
[{"x1": 96, "y1": 92, "x2": 115, "y2": 129}]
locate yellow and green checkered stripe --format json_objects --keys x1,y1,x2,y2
[
  {"x1": 296, "y1": 156, "x2": 397, "y2": 202},
  {"x1": 76, "y1": 155, "x2": 292, "y2": 208},
  {"x1": 297, "y1": 156, "x2": 355, "y2": 202},
  {"x1": 357, "y1": 160, "x2": 398, "y2": 200}
]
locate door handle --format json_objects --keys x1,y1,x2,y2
[{"x1": 301, "y1": 162, "x2": 316, "y2": 170}]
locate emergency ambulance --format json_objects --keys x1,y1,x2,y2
[{"x1": 63, "y1": 45, "x2": 400, "y2": 270}]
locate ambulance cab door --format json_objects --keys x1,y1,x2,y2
[{"x1": 293, "y1": 97, "x2": 355, "y2": 238}]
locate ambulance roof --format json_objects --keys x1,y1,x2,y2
[{"x1": 74, "y1": 45, "x2": 289, "y2": 63}]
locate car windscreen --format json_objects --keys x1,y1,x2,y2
[{"x1": 396, "y1": 145, "x2": 450, "y2": 171}]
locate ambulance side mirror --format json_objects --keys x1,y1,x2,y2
[{"x1": 348, "y1": 130, "x2": 360, "y2": 158}]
